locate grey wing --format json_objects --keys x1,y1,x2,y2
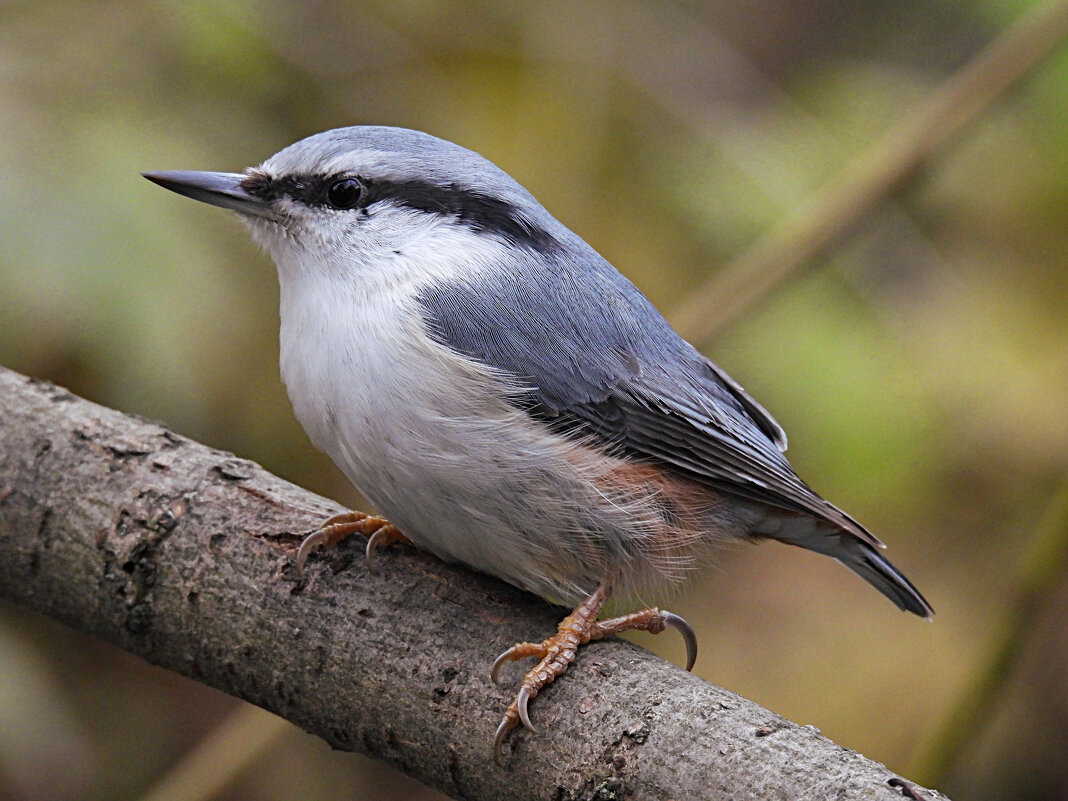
[{"x1": 416, "y1": 255, "x2": 879, "y2": 547}]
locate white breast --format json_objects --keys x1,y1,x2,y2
[
  {"x1": 270, "y1": 225, "x2": 581, "y2": 594},
  {"x1": 268, "y1": 219, "x2": 714, "y2": 604}
]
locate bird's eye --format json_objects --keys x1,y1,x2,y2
[{"x1": 326, "y1": 178, "x2": 363, "y2": 209}]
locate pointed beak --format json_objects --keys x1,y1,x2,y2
[{"x1": 142, "y1": 170, "x2": 276, "y2": 220}]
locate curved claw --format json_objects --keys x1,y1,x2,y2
[
  {"x1": 491, "y1": 648, "x2": 513, "y2": 685},
  {"x1": 491, "y1": 684, "x2": 541, "y2": 765},
  {"x1": 662, "y1": 611, "x2": 698, "y2": 671},
  {"x1": 364, "y1": 527, "x2": 389, "y2": 572},
  {"x1": 491, "y1": 645, "x2": 508, "y2": 683},
  {"x1": 295, "y1": 530, "x2": 328, "y2": 578},
  {"x1": 517, "y1": 686, "x2": 537, "y2": 733},
  {"x1": 492, "y1": 717, "x2": 512, "y2": 766}
]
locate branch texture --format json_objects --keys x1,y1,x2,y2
[{"x1": 0, "y1": 367, "x2": 947, "y2": 801}]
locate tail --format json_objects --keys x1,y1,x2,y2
[
  {"x1": 837, "y1": 539, "x2": 934, "y2": 619},
  {"x1": 764, "y1": 512, "x2": 933, "y2": 618}
]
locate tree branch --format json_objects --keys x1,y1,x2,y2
[{"x1": 0, "y1": 366, "x2": 948, "y2": 801}]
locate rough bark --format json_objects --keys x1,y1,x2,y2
[{"x1": 0, "y1": 366, "x2": 947, "y2": 801}]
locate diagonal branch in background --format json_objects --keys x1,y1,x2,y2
[
  {"x1": 0, "y1": 366, "x2": 949, "y2": 801},
  {"x1": 669, "y1": 0, "x2": 1068, "y2": 345}
]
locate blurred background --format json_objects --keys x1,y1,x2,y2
[{"x1": 1, "y1": 1, "x2": 1066, "y2": 799}]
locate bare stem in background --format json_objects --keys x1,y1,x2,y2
[
  {"x1": 135, "y1": 705, "x2": 291, "y2": 801},
  {"x1": 915, "y1": 475, "x2": 1068, "y2": 785},
  {"x1": 669, "y1": 0, "x2": 1068, "y2": 345}
]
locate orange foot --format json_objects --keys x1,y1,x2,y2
[
  {"x1": 295, "y1": 511, "x2": 409, "y2": 577},
  {"x1": 491, "y1": 581, "x2": 697, "y2": 764}
]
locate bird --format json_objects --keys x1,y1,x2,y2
[{"x1": 143, "y1": 126, "x2": 932, "y2": 763}]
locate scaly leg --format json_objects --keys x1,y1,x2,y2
[
  {"x1": 296, "y1": 511, "x2": 409, "y2": 577},
  {"x1": 491, "y1": 580, "x2": 697, "y2": 764}
]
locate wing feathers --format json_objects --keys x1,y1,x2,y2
[{"x1": 416, "y1": 255, "x2": 876, "y2": 544}]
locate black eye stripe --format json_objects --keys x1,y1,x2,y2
[
  {"x1": 240, "y1": 173, "x2": 339, "y2": 207},
  {"x1": 239, "y1": 172, "x2": 558, "y2": 252}
]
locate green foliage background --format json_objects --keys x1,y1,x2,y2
[{"x1": 1, "y1": 1, "x2": 1066, "y2": 799}]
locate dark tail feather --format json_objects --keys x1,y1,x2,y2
[
  {"x1": 758, "y1": 509, "x2": 933, "y2": 618},
  {"x1": 838, "y1": 541, "x2": 934, "y2": 619}
]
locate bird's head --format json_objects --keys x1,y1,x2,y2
[{"x1": 144, "y1": 127, "x2": 560, "y2": 283}]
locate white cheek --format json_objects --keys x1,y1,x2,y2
[
  {"x1": 264, "y1": 207, "x2": 514, "y2": 447},
  {"x1": 247, "y1": 202, "x2": 490, "y2": 289}
]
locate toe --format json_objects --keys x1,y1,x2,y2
[{"x1": 491, "y1": 641, "x2": 547, "y2": 685}]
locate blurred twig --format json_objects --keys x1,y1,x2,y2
[
  {"x1": 136, "y1": 705, "x2": 291, "y2": 801},
  {"x1": 669, "y1": 0, "x2": 1068, "y2": 345},
  {"x1": 914, "y1": 473, "x2": 1068, "y2": 785}
]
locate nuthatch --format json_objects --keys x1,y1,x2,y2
[{"x1": 144, "y1": 126, "x2": 932, "y2": 763}]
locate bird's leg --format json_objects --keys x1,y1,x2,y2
[
  {"x1": 491, "y1": 580, "x2": 698, "y2": 764},
  {"x1": 295, "y1": 511, "x2": 409, "y2": 577}
]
